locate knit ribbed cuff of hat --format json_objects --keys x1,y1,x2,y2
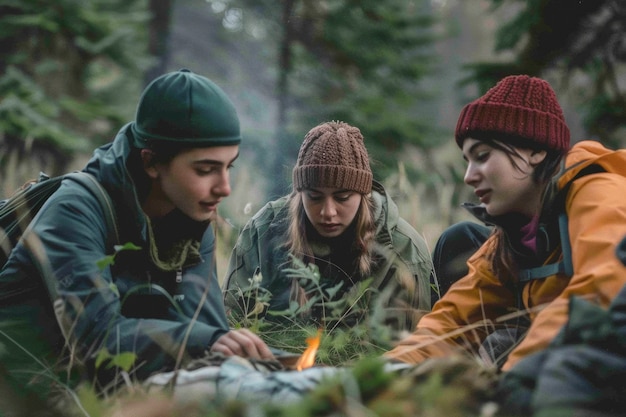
[
  {"x1": 293, "y1": 165, "x2": 373, "y2": 195},
  {"x1": 455, "y1": 102, "x2": 570, "y2": 151}
]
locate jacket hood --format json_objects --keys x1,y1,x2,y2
[
  {"x1": 83, "y1": 123, "x2": 149, "y2": 240},
  {"x1": 371, "y1": 180, "x2": 399, "y2": 245},
  {"x1": 559, "y1": 140, "x2": 626, "y2": 188}
]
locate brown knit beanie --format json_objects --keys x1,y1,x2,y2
[
  {"x1": 293, "y1": 121, "x2": 373, "y2": 194},
  {"x1": 455, "y1": 75, "x2": 570, "y2": 152}
]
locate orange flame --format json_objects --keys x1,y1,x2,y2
[{"x1": 295, "y1": 329, "x2": 322, "y2": 371}]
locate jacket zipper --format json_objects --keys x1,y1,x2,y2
[{"x1": 174, "y1": 268, "x2": 184, "y2": 302}]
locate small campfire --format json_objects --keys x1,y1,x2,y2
[
  {"x1": 295, "y1": 329, "x2": 322, "y2": 371},
  {"x1": 145, "y1": 329, "x2": 339, "y2": 405}
]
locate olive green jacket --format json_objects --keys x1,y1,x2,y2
[{"x1": 223, "y1": 181, "x2": 434, "y2": 330}]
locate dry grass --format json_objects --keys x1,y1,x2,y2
[{"x1": 0, "y1": 144, "x2": 497, "y2": 416}]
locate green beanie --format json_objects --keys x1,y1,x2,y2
[{"x1": 131, "y1": 69, "x2": 241, "y2": 148}]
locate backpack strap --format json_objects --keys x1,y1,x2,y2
[
  {"x1": 518, "y1": 213, "x2": 572, "y2": 283},
  {"x1": 518, "y1": 164, "x2": 604, "y2": 283},
  {"x1": 64, "y1": 172, "x2": 120, "y2": 249}
]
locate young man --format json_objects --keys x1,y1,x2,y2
[{"x1": 0, "y1": 69, "x2": 272, "y2": 388}]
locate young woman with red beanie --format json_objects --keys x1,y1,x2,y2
[
  {"x1": 223, "y1": 121, "x2": 434, "y2": 332},
  {"x1": 385, "y1": 74, "x2": 626, "y2": 371}
]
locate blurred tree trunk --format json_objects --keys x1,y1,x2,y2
[
  {"x1": 145, "y1": 0, "x2": 174, "y2": 85},
  {"x1": 270, "y1": 0, "x2": 296, "y2": 199}
]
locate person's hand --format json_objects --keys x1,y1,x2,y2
[{"x1": 210, "y1": 328, "x2": 275, "y2": 360}]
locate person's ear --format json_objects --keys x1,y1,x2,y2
[
  {"x1": 529, "y1": 149, "x2": 547, "y2": 166},
  {"x1": 141, "y1": 149, "x2": 158, "y2": 179}
]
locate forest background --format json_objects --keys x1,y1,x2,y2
[
  {"x1": 2, "y1": 1, "x2": 626, "y2": 415},
  {"x1": 1, "y1": 0, "x2": 625, "y2": 275}
]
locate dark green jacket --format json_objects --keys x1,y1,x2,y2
[
  {"x1": 497, "y1": 238, "x2": 626, "y2": 416},
  {"x1": 223, "y1": 181, "x2": 433, "y2": 330},
  {"x1": 496, "y1": 238, "x2": 626, "y2": 417},
  {"x1": 498, "y1": 283, "x2": 626, "y2": 417},
  {"x1": 0, "y1": 123, "x2": 229, "y2": 382}
]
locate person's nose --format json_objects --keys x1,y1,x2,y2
[
  {"x1": 464, "y1": 162, "x2": 480, "y2": 187},
  {"x1": 320, "y1": 197, "x2": 337, "y2": 219},
  {"x1": 213, "y1": 170, "x2": 232, "y2": 197}
]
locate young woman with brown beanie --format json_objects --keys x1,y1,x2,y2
[
  {"x1": 385, "y1": 74, "x2": 626, "y2": 371},
  {"x1": 223, "y1": 121, "x2": 434, "y2": 332}
]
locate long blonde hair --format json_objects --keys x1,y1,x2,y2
[{"x1": 285, "y1": 191, "x2": 376, "y2": 306}]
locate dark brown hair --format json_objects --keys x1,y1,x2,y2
[{"x1": 476, "y1": 137, "x2": 565, "y2": 279}]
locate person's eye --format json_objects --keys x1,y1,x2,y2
[
  {"x1": 306, "y1": 192, "x2": 323, "y2": 201},
  {"x1": 475, "y1": 150, "x2": 490, "y2": 162},
  {"x1": 196, "y1": 167, "x2": 217, "y2": 176},
  {"x1": 334, "y1": 193, "x2": 352, "y2": 202}
]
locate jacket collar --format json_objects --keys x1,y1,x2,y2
[
  {"x1": 83, "y1": 122, "x2": 151, "y2": 241},
  {"x1": 371, "y1": 180, "x2": 398, "y2": 248},
  {"x1": 462, "y1": 202, "x2": 532, "y2": 231}
]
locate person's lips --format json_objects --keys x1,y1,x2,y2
[
  {"x1": 201, "y1": 200, "x2": 220, "y2": 211},
  {"x1": 475, "y1": 189, "x2": 491, "y2": 203},
  {"x1": 319, "y1": 223, "x2": 341, "y2": 232}
]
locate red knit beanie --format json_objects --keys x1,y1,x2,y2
[
  {"x1": 455, "y1": 75, "x2": 570, "y2": 152},
  {"x1": 293, "y1": 121, "x2": 373, "y2": 194}
]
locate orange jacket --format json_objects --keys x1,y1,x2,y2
[{"x1": 386, "y1": 140, "x2": 626, "y2": 371}]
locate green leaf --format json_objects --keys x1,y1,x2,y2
[
  {"x1": 94, "y1": 348, "x2": 111, "y2": 370},
  {"x1": 324, "y1": 281, "x2": 345, "y2": 299},
  {"x1": 114, "y1": 242, "x2": 141, "y2": 253},
  {"x1": 96, "y1": 242, "x2": 141, "y2": 269},
  {"x1": 106, "y1": 351, "x2": 137, "y2": 372},
  {"x1": 95, "y1": 254, "x2": 116, "y2": 270}
]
